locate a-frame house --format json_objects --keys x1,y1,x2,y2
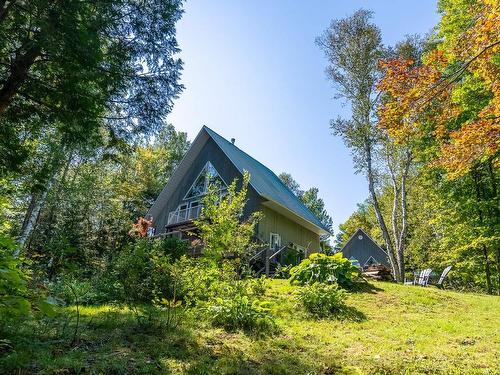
[{"x1": 147, "y1": 126, "x2": 330, "y2": 256}]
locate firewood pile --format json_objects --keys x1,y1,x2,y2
[{"x1": 362, "y1": 264, "x2": 393, "y2": 281}]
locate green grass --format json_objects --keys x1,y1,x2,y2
[{"x1": 1, "y1": 280, "x2": 499, "y2": 374}]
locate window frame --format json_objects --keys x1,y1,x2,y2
[{"x1": 183, "y1": 161, "x2": 227, "y2": 200}]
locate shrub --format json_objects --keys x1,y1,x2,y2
[
  {"x1": 157, "y1": 237, "x2": 188, "y2": 261},
  {"x1": 296, "y1": 282, "x2": 347, "y2": 318},
  {"x1": 172, "y1": 256, "x2": 236, "y2": 306},
  {"x1": 208, "y1": 293, "x2": 277, "y2": 334},
  {"x1": 114, "y1": 237, "x2": 174, "y2": 305},
  {"x1": 194, "y1": 171, "x2": 262, "y2": 261},
  {"x1": 274, "y1": 263, "x2": 293, "y2": 279},
  {"x1": 289, "y1": 253, "x2": 360, "y2": 289},
  {"x1": 244, "y1": 276, "x2": 268, "y2": 296},
  {"x1": 0, "y1": 235, "x2": 30, "y2": 319}
]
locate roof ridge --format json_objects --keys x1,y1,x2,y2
[{"x1": 203, "y1": 126, "x2": 330, "y2": 234}]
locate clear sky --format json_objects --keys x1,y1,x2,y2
[{"x1": 168, "y1": 1, "x2": 440, "y2": 234}]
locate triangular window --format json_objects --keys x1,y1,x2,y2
[
  {"x1": 363, "y1": 256, "x2": 378, "y2": 267},
  {"x1": 184, "y1": 161, "x2": 226, "y2": 199},
  {"x1": 349, "y1": 256, "x2": 361, "y2": 268}
]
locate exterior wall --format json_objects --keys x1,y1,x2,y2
[
  {"x1": 257, "y1": 205, "x2": 320, "y2": 254},
  {"x1": 153, "y1": 137, "x2": 261, "y2": 234}
]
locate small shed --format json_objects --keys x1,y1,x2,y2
[{"x1": 340, "y1": 228, "x2": 390, "y2": 269}]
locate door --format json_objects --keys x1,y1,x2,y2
[{"x1": 270, "y1": 233, "x2": 281, "y2": 250}]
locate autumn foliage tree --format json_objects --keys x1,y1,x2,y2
[
  {"x1": 377, "y1": 0, "x2": 499, "y2": 293},
  {"x1": 378, "y1": 0, "x2": 499, "y2": 178}
]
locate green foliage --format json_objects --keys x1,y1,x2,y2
[
  {"x1": 274, "y1": 263, "x2": 293, "y2": 279},
  {"x1": 278, "y1": 172, "x2": 333, "y2": 234},
  {"x1": 114, "y1": 238, "x2": 175, "y2": 306},
  {"x1": 245, "y1": 276, "x2": 268, "y2": 296},
  {"x1": 289, "y1": 253, "x2": 360, "y2": 289},
  {"x1": 48, "y1": 277, "x2": 120, "y2": 306},
  {"x1": 208, "y1": 293, "x2": 277, "y2": 334},
  {"x1": 0, "y1": 0, "x2": 185, "y2": 174},
  {"x1": 296, "y1": 282, "x2": 348, "y2": 318},
  {"x1": 172, "y1": 256, "x2": 236, "y2": 307},
  {"x1": 0, "y1": 235, "x2": 30, "y2": 319},
  {"x1": 195, "y1": 171, "x2": 261, "y2": 260},
  {"x1": 0, "y1": 280, "x2": 499, "y2": 374}
]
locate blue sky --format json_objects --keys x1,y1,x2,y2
[{"x1": 168, "y1": 1, "x2": 440, "y2": 233}]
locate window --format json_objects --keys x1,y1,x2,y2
[
  {"x1": 184, "y1": 161, "x2": 226, "y2": 199},
  {"x1": 363, "y1": 256, "x2": 378, "y2": 267},
  {"x1": 270, "y1": 233, "x2": 281, "y2": 249},
  {"x1": 349, "y1": 256, "x2": 361, "y2": 268}
]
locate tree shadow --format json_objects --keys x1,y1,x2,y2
[
  {"x1": 20, "y1": 306, "x2": 323, "y2": 375},
  {"x1": 350, "y1": 280, "x2": 385, "y2": 294},
  {"x1": 336, "y1": 305, "x2": 367, "y2": 322}
]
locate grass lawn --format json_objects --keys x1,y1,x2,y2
[{"x1": 2, "y1": 280, "x2": 499, "y2": 374}]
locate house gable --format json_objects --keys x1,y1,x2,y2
[
  {"x1": 340, "y1": 229, "x2": 390, "y2": 268},
  {"x1": 148, "y1": 134, "x2": 262, "y2": 233},
  {"x1": 148, "y1": 126, "x2": 328, "y2": 237}
]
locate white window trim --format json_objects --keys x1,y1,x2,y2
[
  {"x1": 183, "y1": 161, "x2": 228, "y2": 200},
  {"x1": 363, "y1": 256, "x2": 378, "y2": 267}
]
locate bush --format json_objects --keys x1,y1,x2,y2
[
  {"x1": 172, "y1": 256, "x2": 236, "y2": 306},
  {"x1": 48, "y1": 276, "x2": 121, "y2": 305},
  {"x1": 296, "y1": 282, "x2": 347, "y2": 318},
  {"x1": 156, "y1": 237, "x2": 188, "y2": 260},
  {"x1": 0, "y1": 235, "x2": 31, "y2": 320},
  {"x1": 289, "y1": 253, "x2": 360, "y2": 289},
  {"x1": 114, "y1": 237, "x2": 174, "y2": 305},
  {"x1": 274, "y1": 263, "x2": 293, "y2": 279},
  {"x1": 244, "y1": 276, "x2": 268, "y2": 296},
  {"x1": 208, "y1": 293, "x2": 277, "y2": 334}
]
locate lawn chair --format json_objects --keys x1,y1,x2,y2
[
  {"x1": 404, "y1": 270, "x2": 420, "y2": 285},
  {"x1": 405, "y1": 268, "x2": 432, "y2": 286},
  {"x1": 436, "y1": 265, "x2": 452, "y2": 289},
  {"x1": 418, "y1": 268, "x2": 432, "y2": 286}
]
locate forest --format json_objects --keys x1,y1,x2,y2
[{"x1": 0, "y1": 0, "x2": 498, "y2": 374}]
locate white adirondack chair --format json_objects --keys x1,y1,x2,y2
[
  {"x1": 405, "y1": 269, "x2": 432, "y2": 286},
  {"x1": 418, "y1": 268, "x2": 432, "y2": 286},
  {"x1": 436, "y1": 265, "x2": 452, "y2": 288}
]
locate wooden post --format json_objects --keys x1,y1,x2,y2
[{"x1": 265, "y1": 246, "x2": 270, "y2": 277}]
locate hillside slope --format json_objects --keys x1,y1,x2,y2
[{"x1": 2, "y1": 280, "x2": 499, "y2": 374}]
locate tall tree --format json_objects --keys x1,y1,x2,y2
[
  {"x1": 317, "y1": 10, "x2": 406, "y2": 281},
  {"x1": 0, "y1": 0, "x2": 185, "y2": 252},
  {"x1": 377, "y1": 0, "x2": 499, "y2": 293},
  {"x1": 0, "y1": 0, "x2": 184, "y2": 174}
]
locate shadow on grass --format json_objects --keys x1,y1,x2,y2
[
  {"x1": 350, "y1": 280, "x2": 385, "y2": 294},
  {"x1": 336, "y1": 305, "x2": 367, "y2": 322},
  {"x1": 1, "y1": 306, "x2": 324, "y2": 375}
]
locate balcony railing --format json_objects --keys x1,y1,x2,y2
[{"x1": 167, "y1": 205, "x2": 202, "y2": 226}]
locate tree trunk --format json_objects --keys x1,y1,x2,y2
[
  {"x1": 389, "y1": 167, "x2": 401, "y2": 271},
  {"x1": 471, "y1": 168, "x2": 493, "y2": 294},
  {"x1": 482, "y1": 245, "x2": 493, "y2": 294},
  {"x1": 396, "y1": 150, "x2": 412, "y2": 283},
  {"x1": 365, "y1": 140, "x2": 400, "y2": 281},
  {"x1": 486, "y1": 159, "x2": 499, "y2": 295},
  {"x1": 0, "y1": 42, "x2": 40, "y2": 115},
  {"x1": 16, "y1": 173, "x2": 56, "y2": 255}
]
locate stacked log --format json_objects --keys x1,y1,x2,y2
[{"x1": 362, "y1": 264, "x2": 393, "y2": 281}]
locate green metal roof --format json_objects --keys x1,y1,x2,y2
[{"x1": 203, "y1": 126, "x2": 331, "y2": 234}]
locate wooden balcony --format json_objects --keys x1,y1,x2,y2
[{"x1": 167, "y1": 205, "x2": 202, "y2": 226}]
